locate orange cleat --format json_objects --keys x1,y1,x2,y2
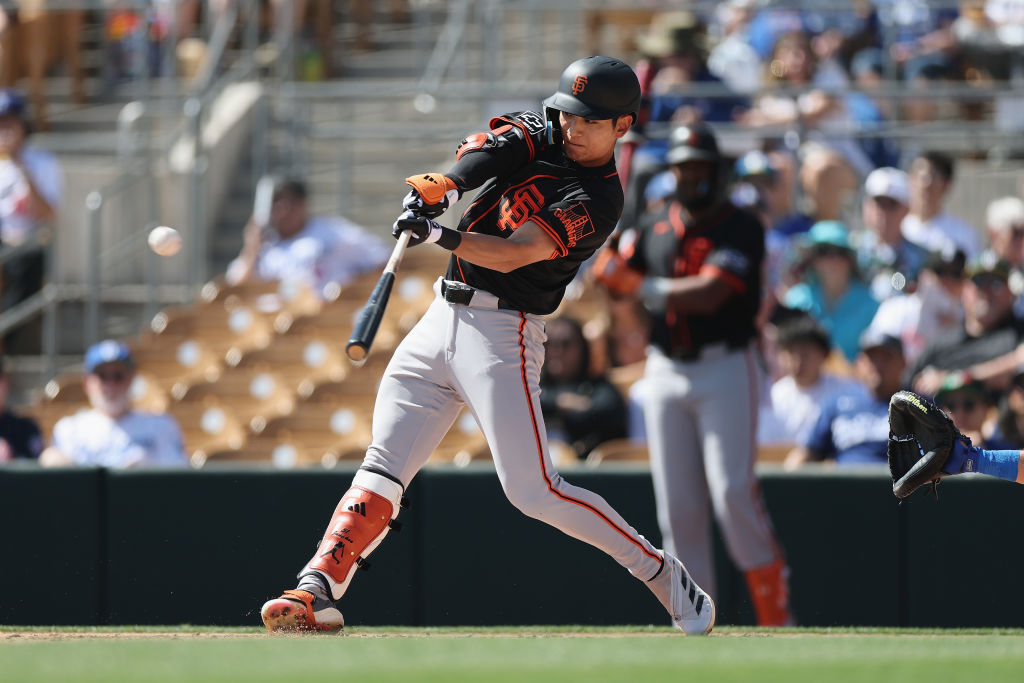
[{"x1": 260, "y1": 589, "x2": 344, "y2": 633}]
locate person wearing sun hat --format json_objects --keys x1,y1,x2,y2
[
  {"x1": 783, "y1": 220, "x2": 881, "y2": 362},
  {"x1": 38, "y1": 340, "x2": 187, "y2": 469}
]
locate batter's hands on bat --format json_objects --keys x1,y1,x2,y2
[
  {"x1": 403, "y1": 173, "x2": 461, "y2": 218},
  {"x1": 392, "y1": 211, "x2": 444, "y2": 247}
]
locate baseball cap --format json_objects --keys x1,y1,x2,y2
[
  {"x1": 864, "y1": 167, "x2": 909, "y2": 206},
  {"x1": 924, "y1": 247, "x2": 966, "y2": 278},
  {"x1": 805, "y1": 220, "x2": 853, "y2": 251},
  {"x1": 859, "y1": 327, "x2": 903, "y2": 355},
  {"x1": 966, "y1": 254, "x2": 1012, "y2": 283},
  {"x1": 0, "y1": 89, "x2": 26, "y2": 120},
  {"x1": 934, "y1": 371, "x2": 985, "y2": 404},
  {"x1": 734, "y1": 150, "x2": 776, "y2": 179},
  {"x1": 84, "y1": 340, "x2": 135, "y2": 373}
]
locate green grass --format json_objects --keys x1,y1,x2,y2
[{"x1": 4, "y1": 626, "x2": 1024, "y2": 682}]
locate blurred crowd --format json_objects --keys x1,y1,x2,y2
[
  {"x1": 3, "y1": 1, "x2": 1024, "y2": 471},
  {"x1": 571, "y1": 2, "x2": 1024, "y2": 471}
]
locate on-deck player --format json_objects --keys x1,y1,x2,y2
[
  {"x1": 260, "y1": 56, "x2": 715, "y2": 635},
  {"x1": 593, "y1": 123, "x2": 795, "y2": 626}
]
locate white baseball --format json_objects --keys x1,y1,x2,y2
[{"x1": 148, "y1": 226, "x2": 182, "y2": 256}]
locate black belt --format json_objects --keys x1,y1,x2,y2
[{"x1": 441, "y1": 280, "x2": 519, "y2": 311}]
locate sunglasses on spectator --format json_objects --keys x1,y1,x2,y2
[
  {"x1": 938, "y1": 396, "x2": 981, "y2": 412},
  {"x1": 970, "y1": 274, "x2": 1007, "y2": 290},
  {"x1": 94, "y1": 369, "x2": 130, "y2": 383}
]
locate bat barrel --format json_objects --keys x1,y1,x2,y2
[{"x1": 345, "y1": 270, "x2": 396, "y2": 364}]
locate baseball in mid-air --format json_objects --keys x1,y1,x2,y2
[{"x1": 148, "y1": 226, "x2": 182, "y2": 256}]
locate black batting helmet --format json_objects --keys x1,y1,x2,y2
[
  {"x1": 543, "y1": 56, "x2": 642, "y2": 123},
  {"x1": 666, "y1": 124, "x2": 725, "y2": 211},
  {"x1": 665, "y1": 123, "x2": 720, "y2": 165}
]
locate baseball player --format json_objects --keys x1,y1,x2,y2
[
  {"x1": 593, "y1": 123, "x2": 794, "y2": 626},
  {"x1": 260, "y1": 56, "x2": 715, "y2": 635}
]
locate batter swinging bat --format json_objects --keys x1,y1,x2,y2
[{"x1": 345, "y1": 230, "x2": 412, "y2": 364}]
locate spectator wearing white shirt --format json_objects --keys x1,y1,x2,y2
[
  {"x1": 0, "y1": 88, "x2": 64, "y2": 353},
  {"x1": 758, "y1": 314, "x2": 867, "y2": 448},
  {"x1": 39, "y1": 341, "x2": 187, "y2": 469},
  {"x1": 226, "y1": 178, "x2": 390, "y2": 298},
  {"x1": 901, "y1": 151, "x2": 982, "y2": 260}
]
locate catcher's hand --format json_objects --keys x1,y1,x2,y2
[{"x1": 887, "y1": 390, "x2": 970, "y2": 499}]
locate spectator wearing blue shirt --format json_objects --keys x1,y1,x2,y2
[
  {"x1": 784, "y1": 220, "x2": 881, "y2": 362},
  {"x1": 784, "y1": 329, "x2": 906, "y2": 468}
]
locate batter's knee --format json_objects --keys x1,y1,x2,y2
[{"x1": 501, "y1": 476, "x2": 557, "y2": 521}]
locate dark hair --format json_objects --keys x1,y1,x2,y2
[
  {"x1": 917, "y1": 151, "x2": 954, "y2": 183},
  {"x1": 543, "y1": 316, "x2": 592, "y2": 382},
  {"x1": 272, "y1": 178, "x2": 308, "y2": 202},
  {"x1": 774, "y1": 315, "x2": 831, "y2": 355}
]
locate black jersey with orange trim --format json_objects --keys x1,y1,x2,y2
[
  {"x1": 443, "y1": 114, "x2": 623, "y2": 315},
  {"x1": 625, "y1": 199, "x2": 764, "y2": 357}
]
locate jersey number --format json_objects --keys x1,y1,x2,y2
[{"x1": 497, "y1": 185, "x2": 545, "y2": 232}]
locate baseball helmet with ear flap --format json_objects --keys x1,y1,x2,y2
[
  {"x1": 666, "y1": 123, "x2": 725, "y2": 210},
  {"x1": 543, "y1": 56, "x2": 642, "y2": 124}
]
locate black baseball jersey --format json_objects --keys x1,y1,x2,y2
[
  {"x1": 0, "y1": 409, "x2": 43, "y2": 460},
  {"x1": 624, "y1": 199, "x2": 764, "y2": 358},
  {"x1": 443, "y1": 111, "x2": 623, "y2": 315}
]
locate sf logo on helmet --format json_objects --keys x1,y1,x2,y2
[{"x1": 571, "y1": 75, "x2": 588, "y2": 95}]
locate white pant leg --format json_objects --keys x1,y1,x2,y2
[
  {"x1": 362, "y1": 298, "x2": 465, "y2": 486},
  {"x1": 642, "y1": 350, "x2": 715, "y2": 596},
  {"x1": 698, "y1": 347, "x2": 781, "y2": 570},
  {"x1": 451, "y1": 307, "x2": 664, "y2": 581}
]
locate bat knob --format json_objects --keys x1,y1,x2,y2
[{"x1": 346, "y1": 342, "x2": 368, "y2": 364}]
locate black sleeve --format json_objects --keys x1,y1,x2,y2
[
  {"x1": 445, "y1": 111, "x2": 556, "y2": 193},
  {"x1": 558, "y1": 379, "x2": 629, "y2": 455}
]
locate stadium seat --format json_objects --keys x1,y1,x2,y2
[
  {"x1": 584, "y1": 439, "x2": 649, "y2": 467},
  {"x1": 172, "y1": 365, "x2": 296, "y2": 431},
  {"x1": 167, "y1": 399, "x2": 249, "y2": 465}
]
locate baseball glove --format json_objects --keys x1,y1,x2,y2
[{"x1": 887, "y1": 390, "x2": 969, "y2": 499}]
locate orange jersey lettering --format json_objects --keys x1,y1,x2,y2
[{"x1": 497, "y1": 184, "x2": 545, "y2": 232}]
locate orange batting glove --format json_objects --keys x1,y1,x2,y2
[
  {"x1": 592, "y1": 246, "x2": 644, "y2": 298},
  {"x1": 403, "y1": 173, "x2": 461, "y2": 218}
]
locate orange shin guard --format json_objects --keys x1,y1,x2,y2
[
  {"x1": 744, "y1": 559, "x2": 795, "y2": 627},
  {"x1": 303, "y1": 470, "x2": 404, "y2": 601}
]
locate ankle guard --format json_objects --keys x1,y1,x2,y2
[{"x1": 302, "y1": 469, "x2": 404, "y2": 601}]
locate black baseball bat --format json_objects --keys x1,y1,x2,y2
[{"x1": 346, "y1": 230, "x2": 412, "y2": 364}]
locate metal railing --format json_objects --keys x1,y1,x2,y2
[{"x1": 4, "y1": 0, "x2": 1023, "y2": 392}]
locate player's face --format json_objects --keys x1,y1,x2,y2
[
  {"x1": 671, "y1": 160, "x2": 716, "y2": 209},
  {"x1": 558, "y1": 112, "x2": 631, "y2": 167}
]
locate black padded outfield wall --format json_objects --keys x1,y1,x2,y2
[{"x1": 1, "y1": 465, "x2": 1022, "y2": 627}]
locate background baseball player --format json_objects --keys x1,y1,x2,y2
[
  {"x1": 594, "y1": 123, "x2": 794, "y2": 626},
  {"x1": 260, "y1": 56, "x2": 715, "y2": 635}
]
